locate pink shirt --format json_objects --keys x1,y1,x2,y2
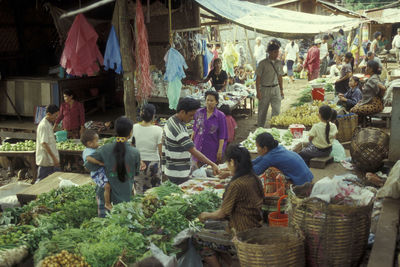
[
  {"x1": 304, "y1": 46, "x2": 320, "y2": 72},
  {"x1": 55, "y1": 101, "x2": 85, "y2": 131},
  {"x1": 225, "y1": 115, "x2": 237, "y2": 143}
]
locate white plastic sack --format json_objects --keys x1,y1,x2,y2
[
  {"x1": 149, "y1": 243, "x2": 177, "y2": 267},
  {"x1": 377, "y1": 160, "x2": 400, "y2": 199},
  {"x1": 58, "y1": 178, "x2": 78, "y2": 188},
  {"x1": 0, "y1": 182, "x2": 31, "y2": 210},
  {"x1": 0, "y1": 196, "x2": 20, "y2": 210},
  {"x1": 0, "y1": 245, "x2": 29, "y2": 267},
  {"x1": 192, "y1": 168, "x2": 207, "y2": 178},
  {"x1": 310, "y1": 177, "x2": 340, "y2": 203}
]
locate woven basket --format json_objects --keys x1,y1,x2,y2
[
  {"x1": 233, "y1": 226, "x2": 305, "y2": 267},
  {"x1": 336, "y1": 113, "x2": 358, "y2": 142},
  {"x1": 288, "y1": 193, "x2": 373, "y2": 267},
  {"x1": 350, "y1": 127, "x2": 389, "y2": 172}
]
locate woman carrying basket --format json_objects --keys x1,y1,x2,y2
[{"x1": 195, "y1": 144, "x2": 264, "y2": 267}]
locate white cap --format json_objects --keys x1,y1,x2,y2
[
  {"x1": 315, "y1": 38, "x2": 322, "y2": 44},
  {"x1": 256, "y1": 37, "x2": 262, "y2": 42}
]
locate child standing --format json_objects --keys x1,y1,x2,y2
[
  {"x1": 81, "y1": 130, "x2": 112, "y2": 215},
  {"x1": 219, "y1": 104, "x2": 237, "y2": 144},
  {"x1": 299, "y1": 105, "x2": 338, "y2": 166}
]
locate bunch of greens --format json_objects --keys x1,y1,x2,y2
[{"x1": 291, "y1": 87, "x2": 312, "y2": 107}]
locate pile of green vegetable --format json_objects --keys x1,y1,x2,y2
[
  {"x1": 0, "y1": 140, "x2": 36, "y2": 152},
  {"x1": 242, "y1": 127, "x2": 294, "y2": 151},
  {"x1": 0, "y1": 182, "x2": 221, "y2": 266}
]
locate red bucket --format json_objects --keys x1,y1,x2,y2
[{"x1": 312, "y1": 88, "x2": 325, "y2": 101}]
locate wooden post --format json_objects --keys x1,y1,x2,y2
[
  {"x1": 245, "y1": 29, "x2": 255, "y2": 67},
  {"x1": 114, "y1": 0, "x2": 136, "y2": 121}
]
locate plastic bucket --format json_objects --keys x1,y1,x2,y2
[
  {"x1": 312, "y1": 88, "x2": 325, "y2": 101},
  {"x1": 55, "y1": 130, "x2": 68, "y2": 142},
  {"x1": 289, "y1": 124, "x2": 305, "y2": 139}
]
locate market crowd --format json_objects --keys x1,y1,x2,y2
[{"x1": 32, "y1": 27, "x2": 398, "y2": 267}]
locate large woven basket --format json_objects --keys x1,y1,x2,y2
[
  {"x1": 350, "y1": 127, "x2": 389, "y2": 172},
  {"x1": 336, "y1": 113, "x2": 358, "y2": 142},
  {"x1": 288, "y1": 192, "x2": 373, "y2": 267},
  {"x1": 233, "y1": 226, "x2": 305, "y2": 267}
]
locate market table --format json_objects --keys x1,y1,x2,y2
[
  {"x1": 16, "y1": 171, "x2": 92, "y2": 205},
  {"x1": 0, "y1": 151, "x2": 37, "y2": 181}
]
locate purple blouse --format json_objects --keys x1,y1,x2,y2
[{"x1": 193, "y1": 107, "x2": 228, "y2": 163}]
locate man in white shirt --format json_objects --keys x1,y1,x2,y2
[
  {"x1": 367, "y1": 51, "x2": 383, "y2": 69},
  {"x1": 254, "y1": 37, "x2": 266, "y2": 66},
  {"x1": 36, "y1": 104, "x2": 60, "y2": 181},
  {"x1": 319, "y1": 35, "x2": 329, "y2": 76},
  {"x1": 392, "y1": 28, "x2": 400, "y2": 65}
]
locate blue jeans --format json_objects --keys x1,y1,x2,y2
[{"x1": 36, "y1": 166, "x2": 61, "y2": 182}]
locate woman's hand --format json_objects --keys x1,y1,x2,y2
[
  {"x1": 198, "y1": 212, "x2": 209, "y2": 222},
  {"x1": 218, "y1": 170, "x2": 230, "y2": 179},
  {"x1": 339, "y1": 95, "x2": 347, "y2": 102},
  {"x1": 211, "y1": 163, "x2": 220, "y2": 176},
  {"x1": 217, "y1": 150, "x2": 223, "y2": 163}
]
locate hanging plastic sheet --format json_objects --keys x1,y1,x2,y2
[
  {"x1": 60, "y1": 14, "x2": 104, "y2": 76},
  {"x1": 167, "y1": 78, "x2": 182, "y2": 110},
  {"x1": 104, "y1": 25, "x2": 123, "y2": 74},
  {"x1": 222, "y1": 43, "x2": 239, "y2": 77}
]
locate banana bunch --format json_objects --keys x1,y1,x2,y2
[{"x1": 271, "y1": 101, "x2": 337, "y2": 127}]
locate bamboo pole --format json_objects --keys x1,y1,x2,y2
[{"x1": 60, "y1": 0, "x2": 115, "y2": 19}]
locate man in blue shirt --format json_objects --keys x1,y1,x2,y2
[{"x1": 252, "y1": 133, "x2": 313, "y2": 185}]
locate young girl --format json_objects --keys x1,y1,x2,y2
[
  {"x1": 84, "y1": 117, "x2": 141, "y2": 207},
  {"x1": 219, "y1": 104, "x2": 237, "y2": 144},
  {"x1": 338, "y1": 76, "x2": 363, "y2": 111},
  {"x1": 132, "y1": 104, "x2": 162, "y2": 194},
  {"x1": 299, "y1": 105, "x2": 338, "y2": 166}
]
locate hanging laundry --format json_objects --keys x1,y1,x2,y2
[
  {"x1": 135, "y1": 0, "x2": 153, "y2": 102},
  {"x1": 164, "y1": 48, "x2": 188, "y2": 110},
  {"x1": 104, "y1": 25, "x2": 123, "y2": 74},
  {"x1": 60, "y1": 14, "x2": 103, "y2": 76},
  {"x1": 222, "y1": 43, "x2": 239, "y2": 77}
]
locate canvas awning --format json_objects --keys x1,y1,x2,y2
[{"x1": 195, "y1": 0, "x2": 365, "y2": 39}]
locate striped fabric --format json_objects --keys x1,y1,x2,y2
[
  {"x1": 162, "y1": 115, "x2": 194, "y2": 179},
  {"x1": 221, "y1": 174, "x2": 264, "y2": 232}
]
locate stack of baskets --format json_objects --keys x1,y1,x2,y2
[
  {"x1": 288, "y1": 192, "x2": 373, "y2": 267},
  {"x1": 233, "y1": 226, "x2": 305, "y2": 267},
  {"x1": 350, "y1": 127, "x2": 389, "y2": 172},
  {"x1": 336, "y1": 113, "x2": 358, "y2": 142}
]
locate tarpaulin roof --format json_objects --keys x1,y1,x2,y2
[{"x1": 195, "y1": 0, "x2": 364, "y2": 39}]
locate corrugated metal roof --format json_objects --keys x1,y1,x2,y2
[{"x1": 366, "y1": 8, "x2": 400, "y2": 24}]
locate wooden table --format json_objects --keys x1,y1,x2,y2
[
  {"x1": 0, "y1": 151, "x2": 37, "y2": 181},
  {"x1": 16, "y1": 171, "x2": 92, "y2": 205}
]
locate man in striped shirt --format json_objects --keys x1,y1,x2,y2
[{"x1": 162, "y1": 97, "x2": 220, "y2": 185}]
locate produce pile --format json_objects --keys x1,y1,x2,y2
[
  {"x1": 270, "y1": 101, "x2": 337, "y2": 127},
  {"x1": 0, "y1": 182, "x2": 221, "y2": 266},
  {"x1": 292, "y1": 79, "x2": 334, "y2": 107},
  {"x1": 56, "y1": 140, "x2": 86, "y2": 151},
  {"x1": 242, "y1": 127, "x2": 294, "y2": 151},
  {"x1": 0, "y1": 140, "x2": 36, "y2": 152}
]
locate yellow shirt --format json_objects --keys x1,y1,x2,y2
[{"x1": 309, "y1": 122, "x2": 338, "y2": 149}]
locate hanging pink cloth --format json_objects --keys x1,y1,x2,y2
[
  {"x1": 135, "y1": 0, "x2": 153, "y2": 101},
  {"x1": 60, "y1": 13, "x2": 104, "y2": 76}
]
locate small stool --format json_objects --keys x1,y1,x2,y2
[{"x1": 310, "y1": 156, "x2": 334, "y2": 169}]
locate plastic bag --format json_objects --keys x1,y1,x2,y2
[
  {"x1": 58, "y1": 178, "x2": 78, "y2": 188},
  {"x1": 192, "y1": 167, "x2": 207, "y2": 178},
  {"x1": 330, "y1": 139, "x2": 346, "y2": 162},
  {"x1": 177, "y1": 239, "x2": 203, "y2": 267},
  {"x1": 377, "y1": 160, "x2": 400, "y2": 199},
  {"x1": 149, "y1": 243, "x2": 177, "y2": 267},
  {"x1": 310, "y1": 177, "x2": 340, "y2": 202}
]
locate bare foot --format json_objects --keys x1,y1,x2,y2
[
  {"x1": 366, "y1": 172, "x2": 384, "y2": 187},
  {"x1": 105, "y1": 203, "x2": 113, "y2": 211}
]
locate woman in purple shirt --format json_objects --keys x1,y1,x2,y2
[{"x1": 193, "y1": 91, "x2": 227, "y2": 164}]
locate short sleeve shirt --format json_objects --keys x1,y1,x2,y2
[
  {"x1": 132, "y1": 124, "x2": 163, "y2": 161},
  {"x1": 221, "y1": 175, "x2": 263, "y2": 232},
  {"x1": 360, "y1": 74, "x2": 381, "y2": 105},
  {"x1": 84, "y1": 142, "x2": 140, "y2": 204},
  {"x1": 340, "y1": 63, "x2": 352, "y2": 78},
  {"x1": 207, "y1": 69, "x2": 228, "y2": 91},
  {"x1": 256, "y1": 58, "x2": 284, "y2": 87},
  {"x1": 36, "y1": 118, "x2": 59, "y2": 166},
  {"x1": 162, "y1": 115, "x2": 195, "y2": 179},
  {"x1": 309, "y1": 122, "x2": 338, "y2": 149}
]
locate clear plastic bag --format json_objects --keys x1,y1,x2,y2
[
  {"x1": 177, "y1": 239, "x2": 203, "y2": 267},
  {"x1": 330, "y1": 139, "x2": 346, "y2": 162}
]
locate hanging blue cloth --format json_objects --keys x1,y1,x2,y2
[
  {"x1": 104, "y1": 25, "x2": 123, "y2": 74},
  {"x1": 164, "y1": 48, "x2": 187, "y2": 82}
]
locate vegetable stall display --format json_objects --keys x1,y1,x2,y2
[{"x1": 0, "y1": 182, "x2": 221, "y2": 266}]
